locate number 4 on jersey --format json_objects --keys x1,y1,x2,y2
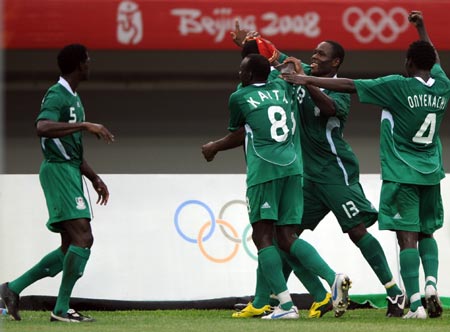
[{"x1": 413, "y1": 113, "x2": 436, "y2": 145}]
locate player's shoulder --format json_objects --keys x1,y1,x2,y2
[
  {"x1": 229, "y1": 86, "x2": 250, "y2": 106},
  {"x1": 431, "y1": 64, "x2": 450, "y2": 83}
]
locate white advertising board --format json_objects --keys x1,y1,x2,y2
[{"x1": 1, "y1": 174, "x2": 449, "y2": 301}]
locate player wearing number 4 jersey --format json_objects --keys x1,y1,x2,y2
[{"x1": 282, "y1": 10, "x2": 449, "y2": 319}]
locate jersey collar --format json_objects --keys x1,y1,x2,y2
[
  {"x1": 414, "y1": 76, "x2": 435, "y2": 87},
  {"x1": 58, "y1": 77, "x2": 77, "y2": 96}
]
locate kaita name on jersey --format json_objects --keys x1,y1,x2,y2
[
  {"x1": 407, "y1": 94, "x2": 447, "y2": 110},
  {"x1": 246, "y1": 89, "x2": 289, "y2": 109}
]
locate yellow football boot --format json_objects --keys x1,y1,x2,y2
[
  {"x1": 308, "y1": 293, "x2": 333, "y2": 318},
  {"x1": 232, "y1": 303, "x2": 272, "y2": 318}
]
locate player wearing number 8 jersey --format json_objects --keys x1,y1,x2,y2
[
  {"x1": 228, "y1": 66, "x2": 300, "y2": 188},
  {"x1": 282, "y1": 10, "x2": 449, "y2": 319},
  {"x1": 228, "y1": 54, "x2": 302, "y2": 319},
  {"x1": 225, "y1": 53, "x2": 345, "y2": 320}
]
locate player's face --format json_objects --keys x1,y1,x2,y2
[{"x1": 310, "y1": 42, "x2": 337, "y2": 77}]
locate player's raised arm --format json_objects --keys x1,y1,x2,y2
[{"x1": 409, "y1": 10, "x2": 440, "y2": 64}]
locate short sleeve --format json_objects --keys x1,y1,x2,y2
[
  {"x1": 227, "y1": 92, "x2": 246, "y2": 132},
  {"x1": 36, "y1": 90, "x2": 62, "y2": 122}
]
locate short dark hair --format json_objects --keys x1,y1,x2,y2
[
  {"x1": 57, "y1": 44, "x2": 88, "y2": 75},
  {"x1": 244, "y1": 54, "x2": 270, "y2": 81},
  {"x1": 324, "y1": 40, "x2": 345, "y2": 67},
  {"x1": 406, "y1": 40, "x2": 436, "y2": 70},
  {"x1": 241, "y1": 39, "x2": 260, "y2": 58}
]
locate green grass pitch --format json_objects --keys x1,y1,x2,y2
[{"x1": 1, "y1": 309, "x2": 449, "y2": 332}]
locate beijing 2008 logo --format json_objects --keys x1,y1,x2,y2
[
  {"x1": 174, "y1": 200, "x2": 257, "y2": 263},
  {"x1": 343, "y1": 6, "x2": 409, "y2": 43}
]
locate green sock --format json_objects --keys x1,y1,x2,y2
[
  {"x1": 53, "y1": 245, "x2": 90, "y2": 316},
  {"x1": 258, "y1": 246, "x2": 293, "y2": 310},
  {"x1": 400, "y1": 248, "x2": 421, "y2": 311},
  {"x1": 290, "y1": 239, "x2": 335, "y2": 286},
  {"x1": 280, "y1": 250, "x2": 327, "y2": 302},
  {"x1": 356, "y1": 233, "x2": 402, "y2": 297},
  {"x1": 8, "y1": 248, "x2": 65, "y2": 295},
  {"x1": 418, "y1": 238, "x2": 439, "y2": 288},
  {"x1": 281, "y1": 253, "x2": 293, "y2": 282},
  {"x1": 252, "y1": 266, "x2": 272, "y2": 308}
]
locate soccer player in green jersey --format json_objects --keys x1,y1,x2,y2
[
  {"x1": 282, "y1": 11, "x2": 448, "y2": 319},
  {"x1": 222, "y1": 53, "x2": 350, "y2": 320},
  {"x1": 0, "y1": 44, "x2": 114, "y2": 323},
  {"x1": 230, "y1": 53, "x2": 301, "y2": 319},
  {"x1": 279, "y1": 42, "x2": 405, "y2": 318},
  {"x1": 204, "y1": 40, "x2": 352, "y2": 319}
]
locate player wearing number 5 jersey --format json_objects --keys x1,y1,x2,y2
[
  {"x1": 282, "y1": 10, "x2": 449, "y2": 319},
  {"x1": 0, "y1": 44, "x2": 114, "y2": 323}
]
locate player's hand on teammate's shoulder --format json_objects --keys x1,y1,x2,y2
[
  {"x1": 278, "y1": 57, "x2": 303, "y2": 75},
  {"x1": 84, "y1": 122, "x2": 115, "y2": 143}
]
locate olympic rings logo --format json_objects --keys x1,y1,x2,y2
[
  {"x1": 174, "y1": 200, "x2": 257, "y2": 263},
  {"x1": 343, "y1": 6, "x2": 409, "y2": 44}
]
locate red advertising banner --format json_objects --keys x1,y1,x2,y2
[{"x1": 3, "y1": 0, "x2": 450, "y2": 50}]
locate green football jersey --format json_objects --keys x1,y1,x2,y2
[
  {"x1": 278, "y1": 53, "x2": 358, "y2": 185},
  {"x1": 294, "y1": 64, "x2": 357, "y2": 185},
  {"x1": 354, "y1": 64, "x2": 450, "y2": 185},
  {"x1": 268, "y1": 68, "x2": 303, "y2": 176},
  {"x1": 228, "y1": 77, "x2": 301, "y2": 187},
  {"x1": 36, "y1": 79, "x2": 85, "y2": 166}
]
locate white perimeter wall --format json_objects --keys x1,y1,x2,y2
[{"x1": 1, "y1": 174, "x2": 449, "y2": 301}]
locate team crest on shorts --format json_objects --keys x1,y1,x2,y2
[{"x1": 75, "y1": 197, "x2": 86, "y2": 210}]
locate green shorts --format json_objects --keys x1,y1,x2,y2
[
  {"x1": 39, "y1": 161, "x2": 91, "y2": 232},
  {"x1": 246, "y1": 175, "x2": 303, "y2": 225},
  {"x1": 301, "y1": 178, "x2": 378, "y2": 232},
  {"x1": 378, "y1": 181, "x2": 443, "y2": 234}
]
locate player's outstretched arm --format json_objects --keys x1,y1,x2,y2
[
  {"x1": 282, "y1": 74, "x2": 356, "y2": 93},
  {"x1": 80, "y1": 159, "x2": 109, "y2": 205},
  {"x1": 202, "y1": 127, "x2": 245, "y2": 162},
  {"x1": 409, "y1": 10, "x2": 440, "y2": 64}
]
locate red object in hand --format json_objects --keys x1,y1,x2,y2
[{"x1": 247, "y1": 37, "x2": 280, "y2": 63}]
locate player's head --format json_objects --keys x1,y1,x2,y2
[
  {"x1": 405, "y1": 40, "x2": 436, "y2": 74},
  {"x1": 311, "y1": 40, "x2": 345, "y2": 77},
  {"x1": 57, "y1": 44, "x2": 90, "y2": 80},
  {"x1": 239, "y1": 54, "x2": 270, "y2": 87},
  {"x1": 241, "y1": 39, "x2": 260, "y2": 58}
]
